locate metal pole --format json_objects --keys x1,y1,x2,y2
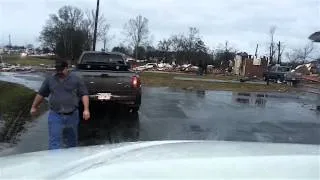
[
  {"x1": 255, "y1": 44, "x2": 258, "y2": 58},
  {"x1": 92, "y1": 0, "x2": 100, "y2": 51},
  {"x1": 8, "y1": 34, "x2": 12, "y2": 47},
  {"x1": 277, "y1": 41, "x2": 281, "y2": 64}
]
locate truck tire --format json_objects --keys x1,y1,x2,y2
[
  {"x1": 264, "y1": 76, "x2": 267, "y2": 81},
  {"x1": 130, "y1": 106, "x2": 140, "y2": 112},
  {"x1": 277, "y1": 78, "x2": 281, "y2": 83},
  {"x1": 277, "y1": 76, "x2": 284, "y2": 83},
  {"x1": 129, "y1": 94, "x2": 141, "y2": 112}
]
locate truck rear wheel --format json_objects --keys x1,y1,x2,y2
[
  {"x1": 130, "y1": 106, "x2": 140, "y2": 112},
  {"x1": 130, "y1": 94, "x2": 141, "y2": 112},
  {"x1": 277, "y1": 76, "x2": 284, "y2": 83}
]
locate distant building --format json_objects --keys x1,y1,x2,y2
[{"x1": 233, "y1": 53, "x2": 268, "y2": 78}]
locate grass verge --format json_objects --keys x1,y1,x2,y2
[
  {"x1": 2, "y1": 55, "x2": 55, "y2": 66},
  {"x1": 0, "y1": 81, "x2": 47, "y2": 142},
  {"x1": 140, "y1": 71, "x2": 290, "y2": 92}
]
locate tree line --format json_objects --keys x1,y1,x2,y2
[
  {"x1": 39, "y1": 6, "x2": 109, "y2": 61},
  {"x1": 39, "y1": 5, "x2": 237, "y2": 67},
  {"x1": 40, "y1": 5, "x2": 316, "y2": 67}
]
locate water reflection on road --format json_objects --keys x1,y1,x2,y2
[
  {"x1": 233, "y1": 92, "x2": 267, "y2": 107},
  {"x1": 139, "y1": 88, "x2": 320, "y2": 144},
  {"x1": 78, "y1": 104, "x2": 140, "y2": 146}
]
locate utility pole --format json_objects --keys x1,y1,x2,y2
[
  {"x1": 270, "y1": 34, "x2": 274, "y2": 64},
  {"x1": 277, "y1": 41, "x2": 281, "y2": 65},
  {"x1": 8, "y1": 34, "x2": 12, "y2": 47},
  {"x1": 92, "y1": 0, "x2": 100, "y2": 51},
  {"x1": 255, "y1": 44, "x2": 259, "y2": 58},
  {"x1": 225, "y1": 41, "x2": 228, "y2": 52},
  {"x1": 269, "y1": 46, "x2": 272, "y2": 65},
  {"x1": 225, "y1": 41, "x2": 228, "y2": 67},
  {"x1": 270, "y1": 44, "x2": 274, "y2": 64},
  {"x1": 103, "y1": 38, "x2": 106, "y2": 52}
]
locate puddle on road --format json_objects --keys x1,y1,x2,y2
[{"x1": 78, "y1": 105, "x2": 140, "y2": 146}]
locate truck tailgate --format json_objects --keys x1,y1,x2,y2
[{"x1": 75, "y1": 70, "x2": 137, "y2": 94}]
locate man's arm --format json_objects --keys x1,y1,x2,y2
[
  {"x1": 31, "y1": 94, "x2": 45, "y2": 109},
  {"x1": 30, "y1": 78, "x2": 50, "y2": 115},
  {"x1": 82, "y1": 95, "x2": 89, "y2": 111},
  {"x1": 81, "y1": 95, "x2": 90, "y2": 120},
  {"x1": 78, "y1": 76, "x2": 90, "y2": 120}
]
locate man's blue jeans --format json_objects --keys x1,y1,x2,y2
[{"x1": 48, "y1": 110, "x2": 79, "y2": 150}]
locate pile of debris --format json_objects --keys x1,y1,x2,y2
[
  {"x1": 292, "y1": 63, "x2": 318, "y2": 75},
  {"x1": 157, "y1": 63, "x2": 173, "y2": 71},
  {"x1": 178, "y1": 64, "x2": 199, "y2": 72},
  {"x1": 132, "y1": 62, "x2": 202, "y2": 73},
  {"x1": 0, "y1": 63, "x2": 33, "y2": 72}
]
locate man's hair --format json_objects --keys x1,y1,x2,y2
[{"x1": 55, "y1": 60, "x2": 68, "y2": 71}]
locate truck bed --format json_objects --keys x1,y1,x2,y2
[
  {"x1": 74, "y1": 51, "x2": 141, "y2": 109},
  {"x1": 74, "y1": 69, "x2": 137, "y2": 94}
]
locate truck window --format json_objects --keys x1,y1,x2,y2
[
  {"x1": 81, "y1": 53, "x2": 125, "y2": 64},
  {"x1": 270, "y1": 66, "x2": 277, "y2": 71}
]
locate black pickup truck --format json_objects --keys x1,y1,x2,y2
[
  {"x1": 263, "y1": 66, "x2": 290, "y2": 82},
  {"x1": 263, "y1": 65, "x2": 301, "y2": 84},
  {"x1": 73, "y1": 51, "x2": 141, "y2": 113}
]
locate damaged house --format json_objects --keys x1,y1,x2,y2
[{"x1": 233, "y1": 52, "x2": 268, "y2": 78}]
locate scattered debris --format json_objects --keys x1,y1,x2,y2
[{"x1": 0, "y1": 63, "x2": 34, "y2": 72}]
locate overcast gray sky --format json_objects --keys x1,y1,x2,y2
[{"x1": 1, "y1": 0, "x2": 320, "y2": 57}]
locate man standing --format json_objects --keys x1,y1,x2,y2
[{"x1": 30, "y1": 60, "x2": 90, "y2": 150}]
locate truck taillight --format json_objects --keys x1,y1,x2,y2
[{"x1": 131, "y1": 76, "x2": 141, "y2": 88}]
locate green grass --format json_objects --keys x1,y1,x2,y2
[
  {"x1": 0, "y1": 81, "x2": 47, "y2": 142},
  {"x1": 179, "y1": 73, "x2": 239, "y2": 81},
  {"x1": 146, "y1": 71, "x2": 238, "y2": 80},
  {"x1": 2, "y1": 55, "x2": 55, "y2": 66},
  {"x1": 0, "y1": 81, "x2": 35, "y2": 116},
  {"x1": 140, "y1": 71, "x2": 290, "y2": 92}
]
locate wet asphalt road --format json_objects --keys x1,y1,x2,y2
[
  {"x1": 140, "y1": 88, "x2": 320, "y2": 143},
  {"x1": 0, "y1": 72, "x2": 320, "y2": 156}
]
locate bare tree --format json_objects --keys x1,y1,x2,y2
[
  {"x1": 40, "y1": 5, "x2": 85, "y2": 60},
  {"x1": 269, "y1": 26, "x2": 277, "y2": 64},
  {"x1": 123, "y1": 15, "x2": 149, "y2": 59},
  {"x1": 286, "y1": 42, "x2": 314, "y2": 64},
  {"x1": 83, "y1": 9, "x2": 110, "y2": 50},
  {"x1": 170, "y1": 34, "x2": 186, "y2": 52},
  {"x1": 158, "y1": 39, "x2": 172, "y2": 51},
  {"x1": 300, "y1": 42, "x2": 314, "y2": 61},
  {"x1": 187, "y1": 27, "x2": 200, "y2": 51},
  {"x1": 40, "y1": 5, "x2": 112, "y2": 61},
  {"x1": 276, "y1": 41, "x2": 285, "y2": 64},
  {"x1": 101, "y1": 24, "x2": 112, "y2": 51}
]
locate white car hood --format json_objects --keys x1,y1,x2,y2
[{"x1": 0, "y1": 141, "x2": 319, "y2": 179}]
